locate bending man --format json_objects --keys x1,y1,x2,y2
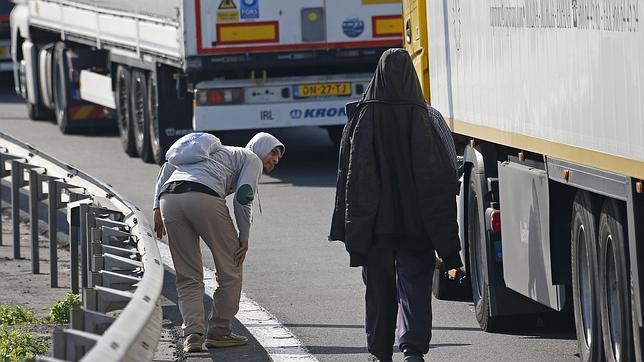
[{"x1": 153, "y1": 132, "x2": 284, "y2": 353}]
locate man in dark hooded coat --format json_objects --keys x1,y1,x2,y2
[{"x1": 329, "y1": 48, "x2": 463, "y2": 361}]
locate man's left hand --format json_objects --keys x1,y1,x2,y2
[{"x1": 235, "y1": 242, "x2": 248, "y2": 266}]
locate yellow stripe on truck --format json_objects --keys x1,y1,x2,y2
[
  {"x1": 451, "y1": 118, "x2": 644, "y2": 180},
  {"x1": 217, "y1": 22, "x2": 278, "y2": 44},
  {"x1": 363, "y1": 0, "x2": 401, "y2": 4},
  {"x1": 373, "y1": 16, "x2": 402, "y2": 37}
]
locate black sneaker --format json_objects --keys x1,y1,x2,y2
[
  {"x1": 403, "y1": 355, "x2": 424, "y2": 362},
  {"x1": 368, "y1": 355, "x2": 393, "y2": 362}
]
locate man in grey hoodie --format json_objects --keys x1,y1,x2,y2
[{"x1": 152, "y1": 132, "x2": 284, "y2": 353}]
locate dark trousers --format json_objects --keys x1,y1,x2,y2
[{"x1": 362, "y1": 244, "x2": 435, "y2": 359}]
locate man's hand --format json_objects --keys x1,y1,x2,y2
[
  {"x1": 235, "y1": 242, "x2": 248, "y2": 266},
  {"x1": 153, "y1": 208, "x2": 165, "y2": 239},
  {"x1": 447, "y1": 268, "x2": 464, "y2": 281}
]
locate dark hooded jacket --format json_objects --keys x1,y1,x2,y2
[{"x1": 329, "y1": 48, "x2": 462, "y2": 268}]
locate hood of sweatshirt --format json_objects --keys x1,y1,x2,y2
[
  {"x1": 165, "y1": 132, "x2": 223, "y2": 166},
  {"x1": 361, "y1": 48, "x2": 425, "y2": 106},
  {"x1": 246, "y1": 132, "x2": 285, "y2": 160}
]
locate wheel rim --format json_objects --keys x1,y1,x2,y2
[
  {"x1": 55, "y1": 61, "x2": 66, "y2": 124},
  {"x1": 133, "y1": 74, "x2": 145, "y2": 146},
  {"x1": 577, "y1": 224, "x2": 594, "y2": 347},
  {"x1": 118, "y1": 71, "x2": 128, "y2": 133},
  {"x1": 606, "y1": 235, "x2": 623, "y2": 359},
  {"x1": 148, "y1": 77, "x2": 160, "y2": 154},
  {"x1": 470, "y1": 192, "x2": 483, "y2": 299}
]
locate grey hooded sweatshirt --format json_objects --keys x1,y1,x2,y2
[{"x1": 153, "y1": 132, "x2": 284, "y2": 243}]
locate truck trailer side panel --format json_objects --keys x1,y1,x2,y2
[
  {"x1": 25, "y1": 0, "x2": 183, "y2": 61},
  {"x1": 427, "y1": 0, "x2": 643, "y2": 179}
]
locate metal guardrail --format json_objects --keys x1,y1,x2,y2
[{"x1": 0, "y1": 132, "x2": 163, "y2": 362}]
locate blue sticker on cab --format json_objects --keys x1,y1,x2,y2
[
  {"x1": 342, "y1": 18, "x2": 364, "y2": 38},
  {"x1": 240, "y1": 0, "x2": 259, "y2": 19}
]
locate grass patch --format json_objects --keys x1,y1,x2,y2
[
  {"x1": 47, "y1": 293, "x2": 81, "y2": 324},
  {"x1": 0, "y1": 306, "x2": 37, "y2": 326},
  {"x1": 0, "y1": 325, "x2": 48, "y2": 361}
]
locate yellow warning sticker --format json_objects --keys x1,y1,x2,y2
[
  {"x1": 362, "y1": 0, "x2": 400, "y2": 4},
  {"x1": 218, "y1": 0, "x2": 237, "y2": 10},
  {"x1": 217, "y1": 10, "x2": 240, "y2": 23}
]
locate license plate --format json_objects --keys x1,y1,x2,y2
[{"x1": 293, "y1": 82, "x2": 351, "y2": 98}]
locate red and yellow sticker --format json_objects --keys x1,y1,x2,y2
[
  {"x1": 217, "y1": 21, "x2": 279, "y2": 44},
  {"x1": 69, "y1": 105, "x2": 107, "y2": 120}
]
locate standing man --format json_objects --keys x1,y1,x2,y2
[
  {"x1": 329, "y1": 49, "x2": 463, "y2": 362},
  {"x1": 153, "y1": 132, "x2": 284, "y2": 353}
]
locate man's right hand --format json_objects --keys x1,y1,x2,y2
[{"x1": 153, "y1": 208, "x2": 165, "y2": 239}]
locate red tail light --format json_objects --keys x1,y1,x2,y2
[
  {"x1": 490, "y1": 210, "x2": 501, "y2": 233},
  {"x1": 208, "y1": 90, "x2": 224, "y2": 104},
  {"x1": 196, "y1": 88, "x2": 244, "y2": 106}
]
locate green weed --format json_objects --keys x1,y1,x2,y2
[
  {"x1": 0, "y1": 306, "x2": 37, "y2": 326},
  {"x1": 47, "y1": 293, "x2": 81, "y2": 324},
  {"x1": 0, "y1": 325, "x2": 47, "y2": 361}
]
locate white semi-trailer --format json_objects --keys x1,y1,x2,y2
[
  {"x1": 402, "y1": 0, "x2": 643, "y2": 361},
  {"x1": 11, "y1": 0, "x2": 402, "y2": 163}
]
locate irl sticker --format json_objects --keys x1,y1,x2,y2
[
  {"x1": 342, "y1": 18, "x2": 364, "y2": 38},
  {"x1": 240, "y1": 0, "x2": 259, "y2": 19}
]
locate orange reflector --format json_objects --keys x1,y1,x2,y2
[
  {"x1": 636, "y1": 181, "x2": 643, "y2": 194},
  {"x1": 69, "y1": 105, "x2": 106, "y2": 120},
  {"x1": 372, "y1": 15, "x2": 402, "y2": 37},
  {"x1": 562, "y1": 169, "x2": 570, "y2": 182},
  {"x1": 216, "y1": 21, "x2": 279, "y2": 45}
]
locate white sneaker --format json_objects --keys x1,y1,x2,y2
[
  {"x1": 183, "y1": 333, "x2": 204, "y2": 353},
  {"x1": 204, "y1": 332, "x2": 248, "y2": 348}
]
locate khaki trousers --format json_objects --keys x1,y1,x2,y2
[{"x1": 160, "y1": 192, "x2": 242, "y2": 337}]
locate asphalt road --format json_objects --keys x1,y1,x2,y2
[{"x1": 0, "y1": 77, "x2": 579, "y2": 361}]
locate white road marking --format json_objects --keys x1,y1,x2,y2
[{"x1": 157, "y1": 241, "x2": 318, "y2": 361}]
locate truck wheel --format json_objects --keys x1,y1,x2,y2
[
  {"x1": 571, "y1": 191, "x2": 603, "y2": 362},
  {"x1": 598, "y1": 198, "x2": 632, "y2": 362},
  {"x1": 325, "y1": 125, "x2": 343, "y2": 147},
  {"x1": 52, "y1": 42, "x2": 73, "y2": 134},
  {"x1": 147, "y1": 72, "x2": 164, "y2": 165},
  {"x1": 116, "y1": 65, "x2": 137, "y2": 157},
  {"x1": 467, "y1": 175, "x2": 503, "y2": 331},
  {"x1": 24, "y1": 44, "x2": 52, "y2": 121},
  {"x1": 131, "y1": 69, "x2": 153, "y2": 163},
  {"x1": 26, "y1": 95, "x2": 50, "y2": 121}
]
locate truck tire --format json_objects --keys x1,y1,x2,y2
[
  {"x1": 24, "y1": 43, "x2": 52, "y2": 121},
  {"x1": 147, "y1": 72, "x2": 164, "y2": 165},
  {"x1": 52, "y1": 42, "x2": 73, "y2": 134},
  {"x1": 26, "y1": 95, "x2": 51, "y2": 121},
  {"x1": 116, "y1": 65, "x2": 137, "y2": 157},
  {"x1": 131, "y1": 69, "x2": 153, "y2": 163},
  {"x1": 571, "y1": 191, "x2": 603, "y2": 362},
  {"x1": 467, "y1": 175, "x2": 503, "y2": 331},
  {"x1": 325, "y1": 125, "x2": 343, "y2": 148},
  {"x1": 148, "y1": 65, "x2": 193, "y2": 165},
  {"x1": 598, "y1": 198, "x2": 633, "y2": 362}
]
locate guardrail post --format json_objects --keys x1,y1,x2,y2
[
  {"x1": 68, "y1": 195, "x2": 91, "y2": 294},
  {"x1": 29, "y1": 169, "x2": 47, "y2": 274},
  {"x1": 0, "y1": 153, "x2": 20, "y2": 247},
  {"x1": 85, "y1": 208, "x2": 124, "y2": 284},
  {"x1": 47, "y1": 179, "x2": 66, "y2": 287},
  {"x1": 11, "y1": 160, "x2": 30, "y2": 259}
]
